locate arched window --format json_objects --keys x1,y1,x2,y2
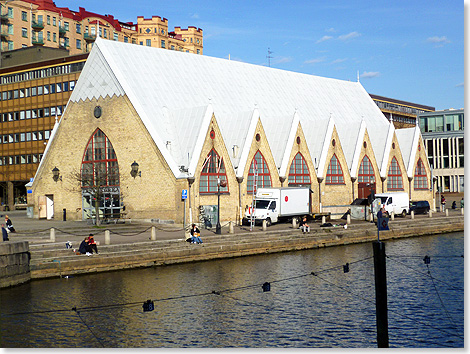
[
  {"x1": 358, "y1": 155, "x2": 375, "y2": 183},
  {"x1": 387, "y1": 157, "x2": 403, "y2": 190},
  {"x1": 81, "y1": 129, "x2": 120, "y2": 220},
  {"x1": 414, "y1": 158, "x2": 428, "y2": 190},
  {"x1": 81, "y1": 129, "x2": 119, "y2": 187},
  {"x1": 199, "y1": 149, "x2": 228, "y2": 194},
  {"x1": 326, "y1": 154, "x2": 344, "y2": 184},
  {"x1": 288, "y1": 152, "x2": 311, "y2": 186},
  {"x1": 247, "y1": 150, "x2": 271, "y2": 193}
]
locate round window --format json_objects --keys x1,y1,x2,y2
[{"x1": 94, "y1": 106, "x2": 102, "y2": 118}]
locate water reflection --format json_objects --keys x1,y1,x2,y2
[{"x1": 0, "y1": 232, "x2": 463, "y2": 348}]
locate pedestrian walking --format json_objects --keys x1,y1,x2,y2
[{"x1": 441, "y1": 195, "x2": 446, "y2": 212}]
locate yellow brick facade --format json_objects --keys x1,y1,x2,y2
[
  {"x1": 320, "y1": 127, "x2": 352, "y2": 211},
  {"x1": 31, "y1": 96, "x2": 432, "y2": 224},
  {"x1": 32, "y1": 94, "x2": 180, "y2": 221}
]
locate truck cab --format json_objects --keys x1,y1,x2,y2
[
  {"x1": 375, "y1": 192, "x2": 409, "y2": 217},
  {"x1": 246, "y1": 198, "x2": 279, "y2": 226}
]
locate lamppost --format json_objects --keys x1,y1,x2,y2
[{"x1": 216, "y1": 177, "x2": 227, "y2": 234}]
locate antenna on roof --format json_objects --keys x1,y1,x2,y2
[
  {"x1": 357, "y1": 70, "x2": 360, "y2": 83},
  {"x1": 267, "y1": 48, "x2": 273, "y2": 67}
]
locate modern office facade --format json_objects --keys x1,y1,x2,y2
[
  {"x1": 418, "y1": 109, "x2": 464, "y2": 193},
  {"x1": 0, "y1": 47, "x2": 87, "y2": 209},
  {"x1": 0, "y1": 0, "x2": 203, "y2": 55},
  {"x1": 370, "y1": 94, "x2": 435, "y2": 129}
]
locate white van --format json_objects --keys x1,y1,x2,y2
[{"x1": 375, "y1": 192, "x2": 410, "y2": 217}]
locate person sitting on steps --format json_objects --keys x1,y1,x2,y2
[
  {"x1": 299, "y1": 216, "x2": 310, "y2": 234},
  {"x1": 189, "y1": 224, "x2": 203, "y2": 244}
]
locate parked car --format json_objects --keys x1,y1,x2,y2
[{"x1": 409, "y1": 200, "x2": 430, "y2": 215}]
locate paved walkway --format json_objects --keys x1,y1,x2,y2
[{"x1": 1, "y1": 200, "x2": 465, "y2": 250}]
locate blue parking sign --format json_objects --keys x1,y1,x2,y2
[{"x1": 181, "y1": 189, "x2": 188, "y2": 200}]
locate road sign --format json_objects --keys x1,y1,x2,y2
[
  {"x1": 181, "y1": 189, "x2": 188, "y2": 200},
  {"x1": 378, "y1": 216, "x2": 389, "y2": 231}
]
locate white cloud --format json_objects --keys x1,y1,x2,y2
[
  {"x1": 360, "y1": 71, "x2": 380, "y2": 79},
  {"x1": 274, "y1": 56, "x2": 293, "y2": 64},
  {"x1": 427, "y1": 36, "x2": 450, "y2": 46},
  {"x1": 190, "y1": 13, "x2": 199, "y2": 19},
  {"x1": 326, "y1": 28, "x2": 336, "y2": 33},
  {"x1": 338, "y1": 31, "x2": 361, "y2": 41},
  {"x1": 331, "y1": 58, "x2": 347, "y2": 64},
  {"x1": 455, "y1": 82, "x2": 464, "y2": 88},
  {"x1": 316, "y1": 35, "x2": 333, "y2": 44},
  {"x1": 304, "y1": 57, "x2": 326, "y2": 65}
]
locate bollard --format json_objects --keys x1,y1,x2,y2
[
  {"x1": 391, "y1": 212, "x2": 395, "y2": 221},
  {"x1": 322, "y1": 216, "x2": 326, "y2": 224},
  {"x1": 429, "y1": 210, "x2": 433, "y2": 218},
  {"x1": 347, "y1": 214, "x2": 351, "y2": 225},
  {"x1": 292, "y1": 217, "x2": 298, "y2": 229},
  {"x1": 461, "y1": 208, "x2": 464, "y2": 215},
  {"x1": 50, "y1": 228, "x2": 55, "y2": 242},
  {"x1": 151, "y1": 226, "x2": 157, "y2": 240},
  {"x1": 445, "y1": 209, "x2": 448, "y2": 217},
  {"x1": 105, "y1": 230, "x2": 111, "y2": 245},
  {"x1": 411, "y1": 210, "x2": 414, "y2": 220},
  {"x1": 229, "y1": 221, "x2": 234, "y2": 234},
  {"x1": 262, "y1": 219, "x2": 267, "y2": 231}
]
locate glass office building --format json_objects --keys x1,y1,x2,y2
[{"x1": 418, "y1": 109, "x2": 464, "y2": 193}]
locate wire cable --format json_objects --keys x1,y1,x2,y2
[{"x1": 73, "y1": 307, "x2": 106, "y2": 348}]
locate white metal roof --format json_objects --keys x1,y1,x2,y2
[{"x1": 69, "y1": 38, "x2": 401, "y2": 179}]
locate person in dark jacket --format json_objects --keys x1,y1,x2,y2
[
  {"x1": 87, "y1": 234, "x2": 99, "y2": 254},
  {"x1": 78, "y1": 237, "x2": 92, "y2": 255},
  {"x1": 189, "y1": 224, "x2": 203, "y2": 244},
  {"x1": 2, "y1": 224, "x2": 9, "y2": 241},
  {"x1": 5, "y1": 215, "x2": 15, "y2": 233},
  {"x1": 299, "y1": 216, "x2": 310, "y2": 233}
]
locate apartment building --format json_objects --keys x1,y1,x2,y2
[{"x1": 0, "y1": 0, "x2": 203, "y2": 55}]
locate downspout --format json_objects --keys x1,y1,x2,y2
[
  {"x1": 236, "y1": 177, "x2": 244, "y2": 225},
  {"x1": 351, "y1": 177, "x2": 357, "y2": 201},
  {"x1": 317, "y1": 177, "x2": 324, "y2": 212},
  {"x1": 187, "y1": 177, "x2": 195, "y2": 225}
]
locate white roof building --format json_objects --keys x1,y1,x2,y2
[{"x1": 68, "y1": 37, "x2": 398, "y2": 181}]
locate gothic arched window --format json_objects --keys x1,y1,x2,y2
[{"x1": 247, "y1": 150, "x2": 272, "y2": 193}]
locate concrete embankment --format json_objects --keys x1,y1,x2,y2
[{"x1": 28, "y1": 215, "x2": 464, "y2": 280}]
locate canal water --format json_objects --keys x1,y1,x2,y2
[{"x1": 0, "y1": 232, "x2": 464, "y2": 348}]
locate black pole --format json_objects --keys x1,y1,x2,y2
[
  {"x1": 216, "y1": 180, "x2": 221, "y2": 234},
  {"x1": 373, "y1": 241, "x2": 389, "y2": 348}
]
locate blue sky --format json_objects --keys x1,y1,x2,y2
[{"x1": 59, "y1": 0, "x2": 464, "y2": 110}]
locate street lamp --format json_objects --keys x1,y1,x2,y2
[
  {"x1": 52, "y1": 166, "x2": 61, "y2": 182},
  {"x1": 216, "y1": 177, "x2": 226, "y2": 234},
  {"x1": 130, "y1": 161, "x2": 141, "y2": 178}
]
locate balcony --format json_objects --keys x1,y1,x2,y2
[
  {"x1": 58, "y1": 26, "x2": 66, "y2": 37},
  {"x1": 0, "y1": 13, "x2": 10, "y2": 23},
  {"x1": 32, "y1": 20, "x2": 44, "y2": 31},
  {"x1": 84, "y1": 33, "x2": 96, "y2": 42},
  {"x1": 32, "y1": 38, "x2": 44, "y2": 45},
  {"x1": 0, "y1": 31, "x2": 9, "y2": 42}
]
